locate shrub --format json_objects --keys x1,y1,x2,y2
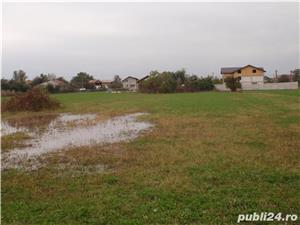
[
  {"x1": 224, "y1": 77, "x2": 241, "y2": 92},
  {"x1": 184, "y1": 76, "x2": 214, "y2": 92},
  {"x1": 139, "y1": 70, "x2": 215, "y2": 93},
  {"x1": 109, "y1": 75, "x2": 123, "y2": 89},
  {"x1": 292, "y1": 69, "x2": 300, "y2": 84},
  {"x1": 70, "y1": 72, "x2": 94, "y2": 89},
  {"x1": 139, "y1": 72, "x2": 177, "y2": 93},
  {"x1": 158, "y1": 72, "x2": 178, "y2": 93},
  {"x1": 2, "y1": 88, "x2": 60, "y2": 112},
  {"x1": 139, "y1": 72, "x2": 162, "y2": 93},
  {"x1": 278, "y1": 75, "x2": 291, "y2": 82}
]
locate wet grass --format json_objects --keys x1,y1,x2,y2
[
  {"x1": 1, "y1": 132, "x2": 32, "y2": 152},
  {"x1": 2, "y1": 89, "x2": 300, "y2": 225}
]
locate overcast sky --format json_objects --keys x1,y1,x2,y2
[{"x1": 2, "y1": 2, "x2": 299, "y2": 80}]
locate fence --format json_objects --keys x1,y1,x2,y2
[{"x1": 215, "y1": 82, "x2": 298, "y2": 91}]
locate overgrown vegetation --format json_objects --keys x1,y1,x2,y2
[
  {"x1": 2, "y1": 87, "x2": 60, "y2": 112},
  {"x1": 139, "y1": 69, "x2": 216, "y2": 93},
  {"x1": 2, "y1": 90, "x2": 300, "y2": 225},
  {"x1": 109, "y1": 75, "x2": 123, "y2": 89},
  {"x1": 293, "y1": 69, "x2": 300, "y2": 84},
  {"x1": 70, "y1": 72, "x2": 94, "y2": 89},
  {"x1": 278, "y1": 74, "x2": 292, "y2": 82},
  {"x1": 2, "y1": 68, "x2": 298, "y2": 95},
  {"x1": 1, "y1": 70, "x2": 30, "y2": 93}
]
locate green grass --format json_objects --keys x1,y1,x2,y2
[{"x1": 2, "y1": 90, "x2": 300, "y2": 225}]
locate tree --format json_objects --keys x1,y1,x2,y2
[
  {"x1": 70, "y1": 72, "x2": 94, "y2": 89},
  {"x1": 2, "y1": 70, "x2": 29, "y2": 92},
  {"x1": 13, "y1": 70, "x2": 27, "y2": 83},
  {"x1": 159, "y1": 72, "x2": 177, "y2": 93},
  {"x1": 1, "y1": 79, "x2": 10, "y2": 90},
  {"x1": 212, "y1": 76, "x2": 223, "y2": 84},
  {"x1": 139, "y1": 72, "x2": 161, "y2": 93},
  {"x1": 292, "y1": 69, "x2": 300, "y2": 84},
  {"x1": 278, "y1": 74, "x2": 290, "y2": 82},
  {"x1": 32, "y1": 74, "x2": 50, "y2": 86},
  {"x1": 139, "y1": 71, "x2": 178, "y2": 93},
  {"x1": 173, "y1": 69, "x2": 186, "y2": 85},
  {"x1": 110, "y1": 75, "x2": 123, "y2": 89},
  {"x1": 184, "y1": 75, "x2": 214, "y2": 92},
  {"x1": 224, "y1": 76, "x2": 241, "y2": 92}
]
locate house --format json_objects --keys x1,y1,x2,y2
[
  {"x1": 122, "y1": 76, "x2": 139, "y2": 91},
  {"x1": 221, "y1": 64, "x2": 266, "y2": 87},
  {"x1": 40, "y1": 79, "x2": 66, "y2": 88},
  {"x1": 138, "y1": 75, "x2": 149, "y2": 83},
  {"x1": 100, "y1": 80, "x2": 112, "y2": 89},
  {"x1": 88, "y1": 79, "x2": 102, "y2": 89},
  {"x1": 25, "y1": 80, "x2": 32, "y2": 85},
  {"x1": 216, "y1": 65, "x2": 298, "y2": 91}
]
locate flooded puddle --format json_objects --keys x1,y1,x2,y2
[{"x1": 1, "y1": 112, "x2": 153, "y2": 170}]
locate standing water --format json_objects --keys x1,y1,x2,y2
[{"x1": 1, "y1": 112, "x2": 153, "y2": 170}]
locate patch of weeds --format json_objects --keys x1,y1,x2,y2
[
  {"x1": 244, "y1": 140, "x2": 267, "y2": 150},
  {"x1": 1, "y1": 132, "x2": 31, "y2": 152},
  {"x1": 103, "y1": 175, "x2": 119, "y2": 184},
  {"x1": 2, "y1": 87, "x2": 60, "y2": 112}
]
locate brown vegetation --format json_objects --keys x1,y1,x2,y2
[{"x1": 2, "y1": 87, "x2": 60, "y2": 112}]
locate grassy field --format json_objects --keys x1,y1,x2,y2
[{"x1": 2, "y1": 90, "x2": 300, "y2": 225}]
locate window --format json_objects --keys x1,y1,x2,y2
[
  {"x1": 252, "y1": 69, "x2": 256, "y2": 73},
  {"x1": 238, "y1": 70, "x2": 241, "y2": 73}
]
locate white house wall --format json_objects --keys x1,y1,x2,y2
[
  {"x1": 215, "y1": 82, "x2": 298, "y2": 91},
  {"x1": 240, "y1": 76, "x2": 263, "y2": 84},
  {"x1": 122, "y1": 78, "x2": 138, "y2": 91}
]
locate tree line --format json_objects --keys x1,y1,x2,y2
[
  {"x1": 1, "y1": 70, "x2": 124, "y2": 94},
  {"x1": 139, "y1": 69, "x2": 222, "y2": 93},
  {"x1": 2, "y1": 69, "x2": 299, "y2": 94}
]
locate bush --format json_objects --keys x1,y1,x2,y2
[
  {"x1": 292, "y1": 69, "x2": 300, "y2": 84},
  {"x1": 2, "y1": 88, "x2": 60, "y2": 112},
  {"x1": 184, "y1": 76, "x2": 214, "y2": 92},
  {"x1": 224, "y1": 77, "x2": 241, "y2": 92},
  {"x1": 278, "y1": 75, "x2": 291, "y2": 82},
  {"x1": 139, "y1": 70, "x2": 215, "y2": 93},
  {"x1": 158, "y1": 72, "x2": 178, "y2": 93}
]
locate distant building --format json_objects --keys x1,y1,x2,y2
[
  {"x1": 216, "y1": 64, "x2": 298, "y2": 91},
  {"x1": 25, "y1": 80, "x2": 32, "y2": 85},
  {"x1": 101, "y1": 80, "x2": 112, "y2": 89},
  {"x1": 40, "y1": 79, "x2": 66, "y2": 88},
  {"x1": 138, "y1": 75, "x2": 149, "y2": 83},
  {"x1": 221, "y1": 64, "x2": 266, "y2": 87},
  {"x1": 122, "y1": 76, "x2": 139, "y2": 91},
  {"x1": 88, "y1": 79, "x2": 102, "y2": 89}
]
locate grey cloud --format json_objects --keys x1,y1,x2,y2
[{"x1": 2, "y1": 2, "x2": 299, "y2": 80}]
